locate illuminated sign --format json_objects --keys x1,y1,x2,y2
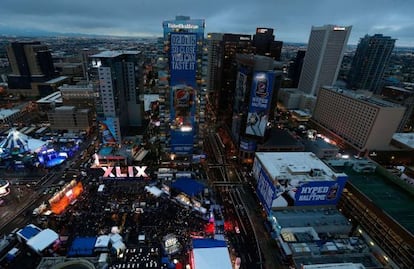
[
  {"x1": 239, "y1": 36, "x2": 250, "y2": 41},
  {"x1": 333, "y1": 26, "x2": 346, "y2": 31},
  {"x1": 257, "y1": 28, "x2": 269, "y2": 34},
  {"x1": 168, "y1": 23, "x2": 199, "y2": 29},
  {"x1": 101, "y1": 166, "x2": 148, "y2": 178}
]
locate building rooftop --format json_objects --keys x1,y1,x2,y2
[
  {"x1": 272, "y1": 207, "x2": 350, "y2": 230},
  {"x1": 323, "y1": 86, "x2": 404, "y2": 108},
  {"x1": 59, "y1": 84, "x2": 94, "y2": 91},
  {"x1": 342, "y1": 167, "x2": 414, "y2": 236},
  {"x1": 302, "y1": 263, "x2": 366, "y2": 269},
  {"x1": 0, "y1": 109, "x2": 20, "y2": 120},
  {"x1": 45, "y1": 76, "x2": 69, "y2": 84},
  {"x1": 91, "y1": 50, "x2": 140, "y2": 58},
  {"x1": 255, "y1": 152, "x2": 347, "y2": 182},
  {"x1": 392, "y1": 133, "x2": 414, "y2": 149},
  {"x1": 36, "y1": 91, "x2": 62, "y2": 104},
  {"x1": 260, "y1": 128, "x2": 304, "y2": 149}
]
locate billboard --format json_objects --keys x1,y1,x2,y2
[
  {"x1": 245, "y1": 72, "x2": 275, "y2": 137},
  {"x1": 99, "y1": 118, "x2": 118, "y2": 144},
  {"x1": 240, "y1": 139, "x2": 257, "y2": 151},
  {"x1": 169, "y1": 33, "x2": 197, "y2": 155},
  {"x1": 255, "y1": 159, "x2": 347, "y2": 212}
]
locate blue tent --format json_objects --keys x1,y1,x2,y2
[
  {"x1": 68, "y1": 237, "x2": 97, "y2": 257},
  {"x1": 172, "y1": 178, "x2": 204, "y2": 196},
  {"x1": 192, "y1": 238, "x2": 227, "y2": 248}
]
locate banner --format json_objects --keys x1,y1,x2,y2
[
  {"x1": 245, "y1": 72, "x2": 275, "y2": 137},
  {"x1": 100, "y1": 118, "x2": 118, "y2": 144},
  {"x1": 169, "y1": 33, "x2": 197, "y2": 155}
]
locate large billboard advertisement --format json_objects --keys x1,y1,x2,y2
[
  {"x1": 231, "y1": 69, "x2": 248, "y2": 144},
  {"x1": 100, "y1": 118, "x2": 118, "y2": 144},
  {"x1": 255, "y1": 162, "x2": 347, "y2": 212},
  {"x1": 170, "y1": 33, "x2": 197, "y2": 155},
  {"x1": 245, "y1": 72, "x2": 275, "y2": 137}
]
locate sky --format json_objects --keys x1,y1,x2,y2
[{"x1": 1, "y1": 0, "x2": 414, "y2": 47}]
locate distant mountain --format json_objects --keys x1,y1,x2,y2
[{"x1": 0, "y1": 26, "x2": 105, "y2": 38}]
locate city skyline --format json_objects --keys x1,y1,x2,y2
[{"x1": 1, "y1": 0, "x2": 414, "y2": 47}]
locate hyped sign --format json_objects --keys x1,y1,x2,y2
[{"x1": 294, "y1": 177, "x2": 347, "y2": 206}]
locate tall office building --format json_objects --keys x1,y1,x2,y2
[
  {"x1": 298, "y1": 25, "x2": 351, "y2": 96},
  {"x1": 6, "y1": 41, "x2": 57, "y2": 96},
  {"x1": 162, "y1": 16, "x2": 205, "y2": 156},
  {"x1": 252, "y1": 28, "x2": 283, "y2": 61},
  {"x1": 348, "y1": 34, "x2": 395, "y2": 94},
  {"x1": 89, "y1": 51, "x2": 142, "y2": 144},
  {"x1": 312, "y1": 86, "x2": 405, "y2": 152}
]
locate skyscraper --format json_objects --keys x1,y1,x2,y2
[
  {"x1": 162, "y1": 16, "x2": 205, "y2": 156},
  {"x1": 298, "y1": 25, "x2": 351, "y2": 96},
  {"x1": 89, "y1": 51, "x2": 142, "y2": 144},
  {"x1": 252, "y1": 28, "x2": 283, "y2": 61},
  {"x1": 348, "y1": 34, "x2": 395, "y2": 94},
  {"x1": 6, "y1": 41, "x2": 57, "y2": 96}
]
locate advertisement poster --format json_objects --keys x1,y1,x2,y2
[
  {"x1": 169, "y1": 33, "x2": 197, "y2": 155},
  {"x1": 245, "y1": 72, "x2": 275, "y2": 137},
  {"x1": 100, "y1": 118, "x2": 118, "y2": 144},
  {"x1": 256, "y1": 165, "x2": 348, "y2": 210}
]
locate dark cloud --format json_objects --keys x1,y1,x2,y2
[{"x1": 1, "y1": 0, "x2": 413, "y2": 46}]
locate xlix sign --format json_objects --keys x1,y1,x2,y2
[{"x1": 101, "y1": 166, "x2": 148, "y2": 178}]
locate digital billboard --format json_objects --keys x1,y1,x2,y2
[
  {"x1": 245, "y1": 72, "x2": 275, "y2": 137},
  {"x1": 169, "y1": 33, "x2": 197, "y2": 155}
]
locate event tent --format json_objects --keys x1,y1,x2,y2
[
  {"x1": 172, "y1": 178, "x2": 204, "y2": 196},
  {"x1": 191, "y1": 239, "x2": 233, "y2": 269},
  {"x1": 0, "y1": 128, "x2": 46, "y2": 154},
  {"x1": 26, "y1": 229, "x2": 58, "y2": 254}
]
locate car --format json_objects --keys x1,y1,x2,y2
[{"x1": 235, "y1": 226, "x2": 240, "y2": 234}]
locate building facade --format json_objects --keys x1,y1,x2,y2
[
  {"x1": 162, "y1": 16, "x2": 205, "y2": 156},
  {"x1": 348, "y1": 34, "x2": 395, "y2": 94},
  {"x1": 312, "y1": 86, "x2": 406, "y2": 152},
  {"x1": 252, "y1": 27, "x2": 283, "y2": 61},
  {"x1": 48, "y1": 106, "x2": 93, "y2": 132},
  {"x1": 6, "y1": 41, "x2": 57, "y2": 96},
  {"x1": 89, "y1": 51, "x2": 142, "y2": 144},
  {"x1": 298, "y1": 25, "x2": 351, "y2": 96}
]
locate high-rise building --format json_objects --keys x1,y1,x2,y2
[
  {"x1": 6, "y1": 41, "x2": 57, "y2": 96},
  {"x1": 312, "y1": 86, "x2": 405, "y2": 152},
  {"x1": 298, "y1": 25, "x2": 351, "y2": 96},
  {"x1": 348, "y1": 34, "x2": 395, "y2": 94},
  {"x1": 89, "y1": 51, "x2": 142, "y2": 144},
  {"x1": 162, "y1": 16, "x2": 205, "y2": 156},
  {"x1": 288, "y1": 50, "x2": 306, "y2": 88},
  {"x1": 252, "y1": 28, "x2": 283, "y2": 61}
]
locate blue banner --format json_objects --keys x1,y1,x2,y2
[
  {"x1": 256, "y1": 166, "x2": 276, "y2": 214},
  {"x1": 169, "y1": 33, "x2": 197, "y2": 154},
  {"x1": 245, "y1": 71, "x2": 275, "y2": 137},
  {"x1": 293, "y1": 176, "x2": 347, "y2": 206}
]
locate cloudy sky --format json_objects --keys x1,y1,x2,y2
[{"x1": 1, "y1": 0, "x2": 413, "y2": 46}]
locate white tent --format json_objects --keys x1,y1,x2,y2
[
  {"x1": 26, "y1": 229, "x2": 58, "y2": 253},
  {"x1": 145, "y1": 186, "x2": 162, "y2": 197},
  {"x1": 0, "y1": 128, "x2": 46, "y2": 153},
  {"x1": 193, "y1": 247, "x2": 233, "y2": 269},
  {"x1": 95, "y1": 235, "x2": 110, "y2": 251}
]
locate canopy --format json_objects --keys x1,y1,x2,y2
[
  {"x1": 0, "y1": 128, "x2": 46, "y2": 153},
  {"x1": 172, "y1": 178, "x2": 204, "y2": 196},
  {"x1": 192, "y1": 239, "x2": 232, "y2": 269},
  {"x1": 68, "y1": 237, "x2": 97, "y2": 257},
  {"x1": 145, "y1": 185, "x2": 163, "y2": 197},
  {"x1": 26, "y1": 229, "x2": 58, "y2": 253}
]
